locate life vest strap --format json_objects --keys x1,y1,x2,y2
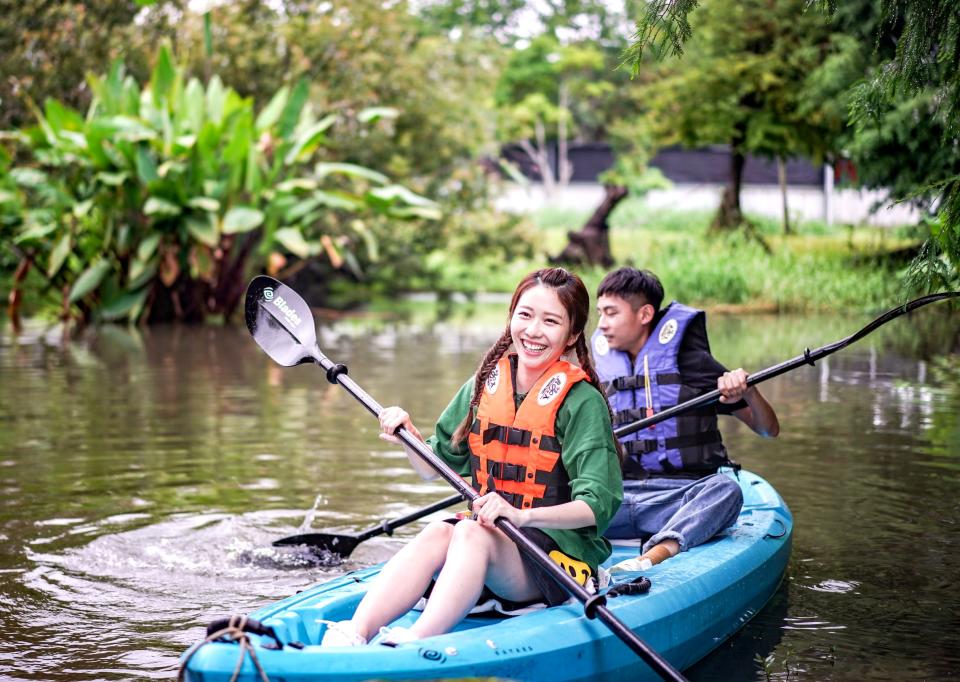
[
  {"x1": 470, "y1": 420, "x2": 562, "y2": 453},
  {"x1": 612, "y1": 404, "x2": 715, "y2": 426},
  {"x1": 623, "y1": 429, "x2": 723, "y2": 455},
  {"x1": 609, "y1": 372, "x2": 682, "y2": 393}
]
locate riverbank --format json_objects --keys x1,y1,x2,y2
[{"x1": 421, "y1": 202, "x2": 918, "y2": 313}]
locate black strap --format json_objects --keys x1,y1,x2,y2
[
  {"x1": 611, "y1": 373, "x2": 682, "y2": 391},
  {"x1": 607, "y1": 576, "x2": 652, "y2": 598},
  {"x1": 624, "y1": 429, "x2": 723, "y2": 455},
  {"x1": 470, "y1": 421, "x2": 562, "y2": 453}
]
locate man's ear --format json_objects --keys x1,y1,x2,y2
[{"x1": 639, "y1": 304, "x2": 656, "y2": 325}]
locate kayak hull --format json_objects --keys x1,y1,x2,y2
[{"x1": 183, "y1": 469, "x2": 792, "y2": 681}]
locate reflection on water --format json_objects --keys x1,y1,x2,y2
[{"x1": 0, "y1": 304, "x2": 958, "y2": 681}]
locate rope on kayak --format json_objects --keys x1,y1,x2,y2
[{"x1": 178, "y1": 614, "x2": 280, "y2": 682}]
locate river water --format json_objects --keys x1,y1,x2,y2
[{"x1": 0, "y1": 302, "x2": 957, "y2": 681}]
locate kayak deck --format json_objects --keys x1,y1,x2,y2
[{"x1": 183, "y1": 469, "x2": 792, "y2": 681}]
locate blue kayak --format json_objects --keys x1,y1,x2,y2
[{"x1": 182, "y1": 469, "x2": 792, "y2": 681}]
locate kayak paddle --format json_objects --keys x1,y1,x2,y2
[
  {"x1": 273, "y1": 493, "x2": 464, "y2": 557},
  {"x1": 614, "y1": 291, "x2": 960, "y2": 439},
  {"x1": 245, "y1": 275, "x2": 688, "y2": 682}
]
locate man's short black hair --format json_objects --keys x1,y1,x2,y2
[{"x1": 597, "y1": 267, "x2": 664, "y2": 313}]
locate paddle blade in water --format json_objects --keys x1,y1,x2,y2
[
  {"x1": 271, "y1": 532, "x2": 362, "y2": 558},
  {"x1": 245, "y1": 275, "x2": 318, "y2": 366}
]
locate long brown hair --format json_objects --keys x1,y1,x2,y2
[{"x1": 451, "y1": 267, "x2": 623, "y2": 463}]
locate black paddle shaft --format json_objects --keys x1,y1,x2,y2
[
  {"x1": 244, "y1": 276, "x2": 688, "y2": 682},
  {"x1": 614, "y1": 291, "x2": 960, "y2": 439}
]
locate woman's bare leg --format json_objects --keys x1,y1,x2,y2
[
  {"x1": 410, "y1": 520, "x2": 541, "y2": 638},
  {"x1": 350, "y1": 521, "x2": 453, "y2": 640}
]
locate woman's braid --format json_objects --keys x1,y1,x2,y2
[
  {"x1": 575, "y1": 335, "x2": 624, "y2": 464},
  {"x1": 451, "y1": 326, "x2": 513, "y2": 445}
]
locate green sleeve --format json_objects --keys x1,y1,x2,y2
[
  {"x1": 425, "y1": 377, "x2": 475, "y2": 477},
  {"x1": 554, "y1": 382, "x2": 624, "y2": 535}
]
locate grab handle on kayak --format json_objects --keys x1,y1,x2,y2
[{"x1": 206, "y1": 615, "x2": 284, "y2": 650}]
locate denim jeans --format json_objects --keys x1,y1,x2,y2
[{"x1": 604, "y1": 473, "x2": 743, "y2": 554}]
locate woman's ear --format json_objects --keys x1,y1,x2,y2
[{"x1": 565, "y1": 332, "x2": 582, "y2": 352}]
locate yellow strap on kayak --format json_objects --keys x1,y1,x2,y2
[{"x1": 549, "y1": 549, "x2": 592, "y2": 586}]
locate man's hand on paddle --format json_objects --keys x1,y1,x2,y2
[{"x1": 718, "y1": 368, "x2": 751, "y2": 404}]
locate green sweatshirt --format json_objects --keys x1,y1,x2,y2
[{"x1": 426, "y1": 376, "x2": 623, "y2": 572}]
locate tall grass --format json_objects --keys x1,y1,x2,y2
[{"x1": 426, "y1": 201, "x2": 916, "y2": 312}]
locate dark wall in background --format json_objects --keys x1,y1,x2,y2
[{"x1": 501, "y1": 142, "x2": 823, "y2": 186}]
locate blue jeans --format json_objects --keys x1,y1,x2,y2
[{"x1": 605, "y1": 474, "x2": 743, "y2": 554}]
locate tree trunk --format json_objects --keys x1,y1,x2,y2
[
  {"x1": 711, "y1": 144, "x2": 745, "y2": 232},
  {"x1": 551, "y1": 184, "x2": 627, "y2": 267},
  {"x1": 778, "y1": 156, "x2": 791, "y2": 235}
]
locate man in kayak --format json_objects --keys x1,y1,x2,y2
[{"x1": 592, "y1": 267, "x2": 779, "y2": 568}]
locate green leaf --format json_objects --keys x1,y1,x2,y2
[
  {"x1": 14, "y1": 222, "x2": 57, "y2": 244},
  {"x1": 187, "y1": 196, "x2": 220, "y2": 212},
  {"x1": 357, "y1": 107, "x2": 399, "y2": 123},
  {"x1": 183, "y1": 78, "x2": 206, "y2": 134},
  {"x1": 186, "y1": 216, "x2": 219, "y2": 246},
  {"x1": 98, "y1": 287, "x2": 149, "y2": 321},
  {"x1": 136, "y1": 148, "x2": 159, "y2": 184},
  {"x1": 284, "y1": 115, "x2": 337, "y2": 164},
  {"x1": 44, "y1": 99, "x2": 85, "y2": 133},
  {"x1": 48, "y1": 234, "x2": 72, "y2": 278},
  {"x1": 206, "y1": 76, "x2": 226, "y2": 125},
  {"x1": 368, "y1": 184, "x2": 438, "y2": 208},
  {"x1": 151, "y1": 44, "x2": 177, "y2": 106},
  {"x1": 222, "y1": 206, "x2": 264, "y2": 234},
  {"x1": 278, "y1": 79, "x2": 310, "y2": 138},
  {"x1": 68, "y1": 260, "x2": 112, "y2": 303},
  {"x1": 387, "y1": 205, "x2": 444, "y2": 220},
  {"x1": 283, "y1": 196, "x2": 321, "y2": 222},
  {"x1": 274, "y1": 228, "x2": 316, "y2": 259},
  {"x1": 144, "y1": 197, "x2": 182, "y2": 217},
  {"x1": 96, "y1": 171, "x2": 128, "y2": 186},
  {"x1": 275, "y1": 178, "x2": 319, "y2": 192},
  {"x1": 256, "y1": 86, "x2": 289, "y2": 132},
  {"x1": 313, "y1": 189, "x2": 365, "y2": 211},
  {"x1": 315, "y1": 162, "x2": 389, "y2": 184},
  {"x1": 137, "y1": 233, "x2": 161, "y2": 261},
  {"x1": 10, "y1": 168, "x2": 48, "y2": 188},
  {"x1": 128, "y1": 258, "x2": 157, "y2": 289},
  {"x1": 72, "y1": 199, "x2": 94, "y2": 219}
]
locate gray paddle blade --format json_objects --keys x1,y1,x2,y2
[{"x1": 245, "y1": 275, "x2": 319, "y2": 367}]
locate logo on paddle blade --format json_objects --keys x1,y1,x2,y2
[
  {"x1": 271, "y1": 294, "x2": 302, "y2": 328},
  {"x1": 658, "y1": 319, "x2": 678, "y2": 344},
  {"x1": 537, "y1": 372, "x2": 567, "y2": 405},
  {"x1": 263, "y1": 287, "x2": 274, "y2": 301}
]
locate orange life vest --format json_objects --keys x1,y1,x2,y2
[{"x1": 467, "y1": 356, "x2": 587, "y2": 510}]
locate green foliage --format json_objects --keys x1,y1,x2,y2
[
  {"x1": 1, "y1": 44, "x2": 436, "y2": 324},
  {"x1": 637, "y1": 0, "x2": 845, "y2": 161},
  {"x1": 624, "y1": 0, "x2": 960, "y2": 291}
]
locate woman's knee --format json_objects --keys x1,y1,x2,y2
[{"x1": 447, "y1": 519, "x2": 496, "y2": 556}]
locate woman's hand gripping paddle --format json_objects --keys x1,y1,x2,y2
[{"x1": 244, "y1": 275, "x2": 688, "y2": 682}]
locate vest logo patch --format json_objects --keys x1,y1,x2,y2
[
  {"x1": 658, "y1": 319, "x2": 678, "y2": 344},
  {"x1": 537, "y1": 372, "x2": 567, "y2": 405},
  {"x1": 486, "y1": 365, "x2": 500, "y2": 395},
  {"x1": 593, "y1": 334, "x2": 609, "y2": 356}
]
